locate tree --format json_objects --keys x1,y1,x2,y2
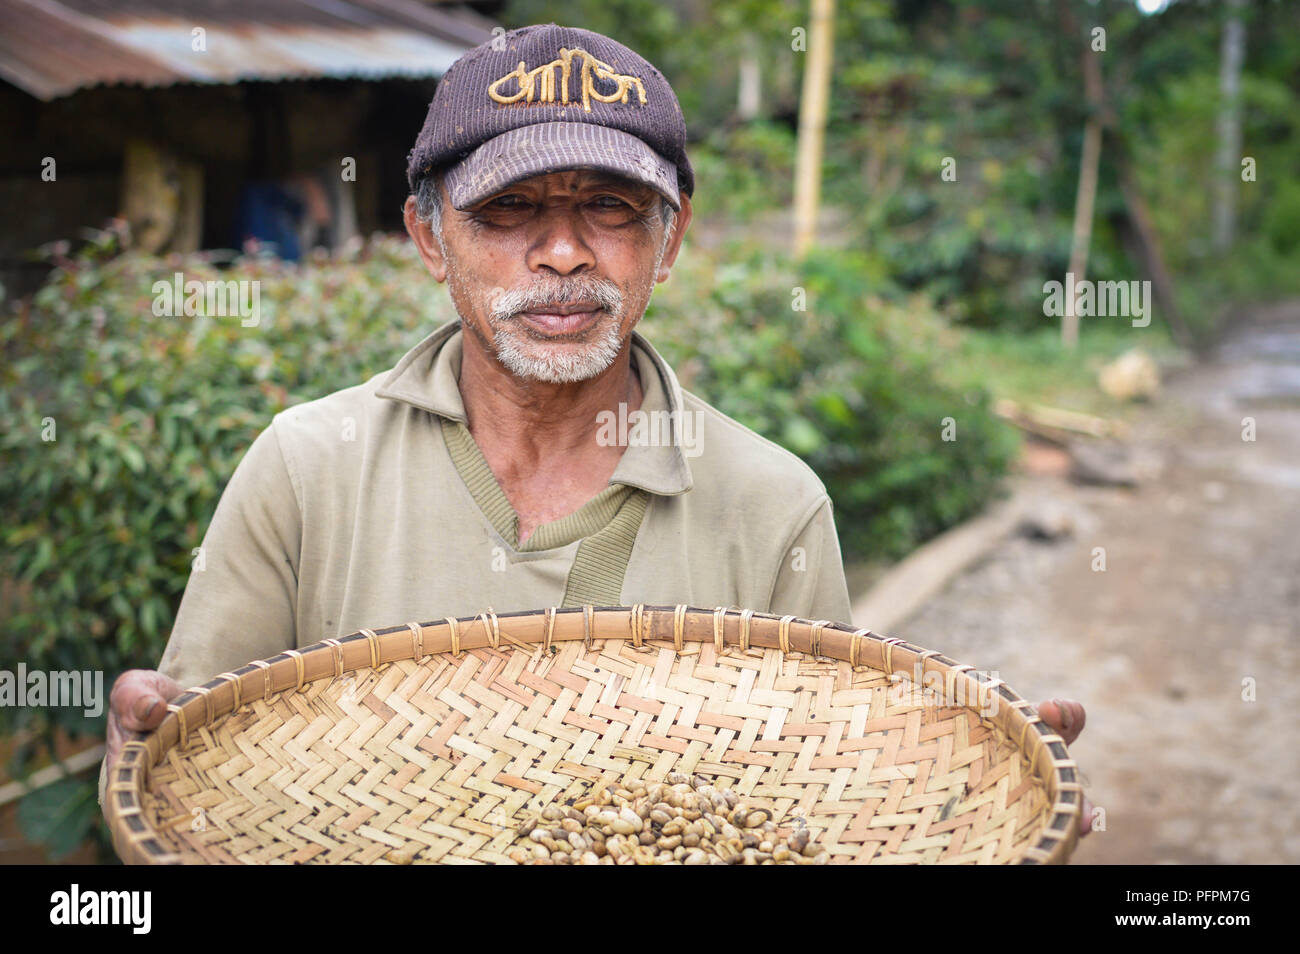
[{"x1": 1213, "y1": 0, "x2": 1246, "y2": 253}]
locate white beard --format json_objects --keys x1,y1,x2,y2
[
  {"x1": 490, "y1": 316, "x2": 625, "y2": 384},
  {"x1": 486, "y1": 272, "x2": 630, "y2": 384},
  {"x1": 441, "y1": 229, "x2": 667, "y2": 385}
]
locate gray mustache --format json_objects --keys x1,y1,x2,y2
[{"x1": 491, "y1": 278, "x2": 623, "y2": 322}]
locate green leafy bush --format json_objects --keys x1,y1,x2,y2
[
  {"x1": 690, "y1": 121, "x2": 798, "y2": 220},
  {"x1": 646, "y1": 241, "x2": 1019, "y2": 562},
  {"x1": 0, "y1": 234, "x2": 453, "y2": 856},
  {"x1": 2, "y1": 235, "x2": 451, "y2": 727}
]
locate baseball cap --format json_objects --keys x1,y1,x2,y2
[{"x1": 405, "y1": 23, "x2": 693, "y2": 212}]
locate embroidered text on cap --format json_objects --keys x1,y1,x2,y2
[{"x1": 487, "y1": 47, "x2": 648, "y2": 112}]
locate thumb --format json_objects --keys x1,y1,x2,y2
[
  {"x1": 1036, "y1": 698, "x2": 1085, "y2": 746},
  {"x1": 131, "y1": 692, "x2": 166, "y2": 727}
]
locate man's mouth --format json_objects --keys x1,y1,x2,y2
[{"x1": 515, "y1": 302, "x2": 603, "y2": 336}]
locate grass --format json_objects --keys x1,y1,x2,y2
[
  {"x1": 841, "y1": 321, "x2": 1188, "y2": 608},
  {"x1": 937, "y1": 321, "x2": 1186, "y2": 420}
]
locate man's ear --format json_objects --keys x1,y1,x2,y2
[
  {"x1": 656, "y1": 192, "x2": 692, "y2": 283},
  {"x1": 403, "y1": 195, "x2": 448, "y2": 283}
]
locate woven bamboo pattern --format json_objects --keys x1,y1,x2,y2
[{"x1": 106, "y1": 606, "x2": 1082, "y2": 864}]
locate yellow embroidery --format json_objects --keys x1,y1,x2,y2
[{"x1": 487, "y1": 47, "x2": 648, "y2": 111}]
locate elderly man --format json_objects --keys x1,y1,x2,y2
[{"x1": 105, "y1": 24, "x2": 1089, "y2": 832}]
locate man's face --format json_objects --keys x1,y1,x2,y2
[{"x1": 406, "y1": 169, "x2": 690, "y2": 384}]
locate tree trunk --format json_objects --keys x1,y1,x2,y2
[
  {"x1": 737, "y1": 32, "x2": 761, "y2": 121},
  {"x1": 1059, "y1": 0, "x2": 1195, "y2": 351},
  {"x1": 1115, "y1": 157, "x2": 1194, "y2": 349},
  {"x1": 1213, "y1": 0, "x2": 1246, "y2": 254}
]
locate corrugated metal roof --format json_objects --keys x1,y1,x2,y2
[{"x1": 0, "y1": 0, "x2": 496, "y2": 100}]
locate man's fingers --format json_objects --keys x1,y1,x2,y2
[
  {"x1": 1080, "y1": 796, "x2": 1094, "y2": 837},
  {"x1": 117, "y1": 692, "x2": 164, "y2": 731},
  {"x1": 110, "y1": 670, "x2": 183, "y2": 733},
  {"x1": 131, "y1": 694, "x2": 162, "y2": 725},
  {"x1": 107, "y1": 671, "x2": 181, "y2": 774},
  {"x1": 1035, "y1": 698, "x2": 1087, "y2": 746}
]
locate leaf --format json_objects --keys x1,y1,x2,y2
[
  {"x1": 22, "y1": 536, "x2": 55, "y2": 581},
  {"x1": 120, "y1": 444, "x2": 146, "y2": 474},
  {"x1": 17, "y1": 776, "x2": 100, "y2": 861},
  {"x1": 781, "y1": 416, "x2": 824, "y2": 456}
]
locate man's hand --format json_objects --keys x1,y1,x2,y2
[
  {"x1": 107, "y1": 669, "x2": 183, "y2": 768},
  {"x1": 1035, "y1": 698, "x2": 1094, "y2": 837}
]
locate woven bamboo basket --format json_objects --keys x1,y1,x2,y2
[{"x1": 107, "y1": 605, "x2": 1082, "y2": 865}]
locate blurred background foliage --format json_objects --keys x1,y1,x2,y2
[
  {"x1": 505, "y1": 0, "x2": 1299, "y2": 333},
  {"x1": 0, "y1": 236, "x2": 455, "y2": 856},
  {"x1": 3, "y1": 0, "x2": 1297, "y2": 858}
]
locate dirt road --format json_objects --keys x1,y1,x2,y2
[{"x1": 894, "y1": 307, "x2": 1300, "y2": 864}]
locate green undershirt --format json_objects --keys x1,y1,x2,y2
[{"x1": 440, "y1": 417, "x2": 650, "y2": 606}]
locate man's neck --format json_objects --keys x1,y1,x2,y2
[{"x1": 457, "y1": 329, "x2": 644, "y2": 463}]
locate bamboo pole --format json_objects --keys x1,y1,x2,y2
[
  {"x1": 1063, "y1": 20, "x2": 1105, "y2": 350},
  {"x1": 0, "y1": 744, "x2": 105, "y2": 808},
  {"x1": 793, "y1": 0, "x2": 836, "y2": 258}
]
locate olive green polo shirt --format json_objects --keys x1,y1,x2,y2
[{"x1": 154, "y1": 318, "x2": 853, "y2": 692}]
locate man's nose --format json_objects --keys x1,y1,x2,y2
[{"x1": 525, "y1": 209, "x2": 596, "y2": 276}]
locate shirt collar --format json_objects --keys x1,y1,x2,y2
[{"x1": 375, "y1": 319, "x2": 695, "y2": 496}]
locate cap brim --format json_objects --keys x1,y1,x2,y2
[{"x1": 444, "y1": 122, "x2": 681, "y2": 212}]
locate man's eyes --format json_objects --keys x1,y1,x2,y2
[{"x1": 483, "y1": 194, "x2": 634, "y2": 210}]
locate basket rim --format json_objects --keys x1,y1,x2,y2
[{"x1": 106, "y1": 604, "x2": 1082, "y2": 865}]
